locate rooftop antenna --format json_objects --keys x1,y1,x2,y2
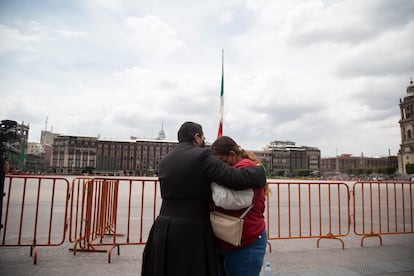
[{"x1": 45, "y1": 116, "x2": 48, "y2": 131}]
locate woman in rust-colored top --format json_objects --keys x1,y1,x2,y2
[{"x1": 211, "y1": 136, "x2": 270, "y2": 276}]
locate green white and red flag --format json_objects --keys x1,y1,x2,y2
[{"x1": 217, "y1": 49, "x2": 224, "y2": 138}]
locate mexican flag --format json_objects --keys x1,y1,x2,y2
[{"x1": 217, "y1": 50, "x2": 224, "y2": 138}]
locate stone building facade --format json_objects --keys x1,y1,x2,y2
[
  {"x1": 320, "y1": 154, "x2": 398, "y2": 176},
  {"x1": 51, "y1": 135, "x2": 97, "y2": 174},
  {"x1": 398, "y1": 79, "x2": 414, "y2": 174},
  {"x1": 253, "y1": 141, "x2": 321, "y2": 176},
  {"x1": 95, "y1": 139, "x2": 176, "y2": 175}
]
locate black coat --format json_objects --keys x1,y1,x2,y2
[{"x1": 141, "y1": 142, "x2": 266, "y2": 276}]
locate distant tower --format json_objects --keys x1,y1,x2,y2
[
  {"x1": 398, "y1": 78, "x2": 414, "y2": 174},
  {"x1": 156, "y1": 122, "x2": 166, "y2": 140}
]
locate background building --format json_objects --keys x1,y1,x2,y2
[
  {"x1": 49, "y1": 124, "x2": 176, "y2": 176},
  {"x1": 2, "y1": 120, "x2": 29, "y2": 172},
  {"x1": 25, "y1": 142, "x2": 46, "y2": 172},
  {"x1": 51, "y1": 135, "x2": 97, "y2": 174},
  {"x1": 321, "y1": 154, "x2": 398, "y2": 177},
  {"x1": 95, "y1": 139, "x2": 176, "y2": 176},
  {"x1": 254, "y1": 141, "x2": 321, "y2": 177},
  {"x1": 398, "y1": 79, "x2": 414, "y2": 174}
]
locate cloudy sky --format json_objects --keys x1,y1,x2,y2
[{"x1": 1, "y1": 0, "x2": 413, "y2": 157}]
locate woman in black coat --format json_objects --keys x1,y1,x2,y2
[{"x1": 141, "y1": 122, "x2": 266, "y2": 276}]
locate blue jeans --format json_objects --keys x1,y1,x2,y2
[{"x1": 216, "y1": 230, "x2": 267, "y2": 276}]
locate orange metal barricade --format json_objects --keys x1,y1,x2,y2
[
  {"x1": 0, "y1": 175, "x2": 70, "y2": 264},
  {"x1": 69, "y1": 178, "x2": 119, "y2": 258},
  {"x1": 265, "y1": 180, "x2": 351, "y2": 250},
  {"x1": 67, "y1": 176, "x2": 92, "y2": 245},
  {"x1": 353, "y1": 181, "x2": 414, "y2": 246},
  {"x1": 68, "y1": 177, "x2": 160, "y2": 262},
  {"x1": 4, "y1": 175, "x2": 413, "y2": 265}
]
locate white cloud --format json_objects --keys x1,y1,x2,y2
[
  {"x1": 219, "y1": 11, "x2": 233, "y2": 23},
  {"x1": 0, "y1": 0, "x2": 412, "y2": 157},
  {"x1": 124, "y1": 15, "x2": 185, "y2": 58},
  {"x1": 0, "y1": 24, "x2": 40, "y2": 54},
  {"x1": 337, "y1": 22, "x2": 414, "y2": 77},
  {"x1": 56, "y1": 29, "x2": 86, "y2": 37}
]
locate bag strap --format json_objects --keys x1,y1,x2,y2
[{"x1": 240, "y1": 204, "x2": 254, "y2": 219}]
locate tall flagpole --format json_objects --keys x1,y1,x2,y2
[{"x1": 217, "y1": 49, "x2": 224, "y2": 138}]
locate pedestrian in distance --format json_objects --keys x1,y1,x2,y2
[
  {"x1": 211, "y1": 135, "x2": 269, "y2": 276},
  {"x1": 141, "y1": 121, "x2": 266, "y2": 276}
]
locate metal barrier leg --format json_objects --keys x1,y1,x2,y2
[
  {"x1": 361, "y1": 233, "x2": 383, "y2": 247},
  {"x1": 107, "y1": 244, "x2": 121, "y2": 263},
  {"x1": 317, "y1": 232, "x2": 345, "y2": 250},
  {"x1": 32, "y1": 245, "x2": 38, "y2": 265}
]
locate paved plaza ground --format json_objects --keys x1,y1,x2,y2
[{"x1": 0, "y1": 233, "x2": 413, "y2": 275}]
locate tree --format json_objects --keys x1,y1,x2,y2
[
  {"x1": 293, "y1": 169, "x2": 312, "y2": 177},
  {"x1": 406, "y1": 163, "x2": 414, "y2": 174}
]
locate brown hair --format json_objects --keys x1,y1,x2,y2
[{"x1": 211, "y1": 136, "x2": 270, "y2": 196}]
